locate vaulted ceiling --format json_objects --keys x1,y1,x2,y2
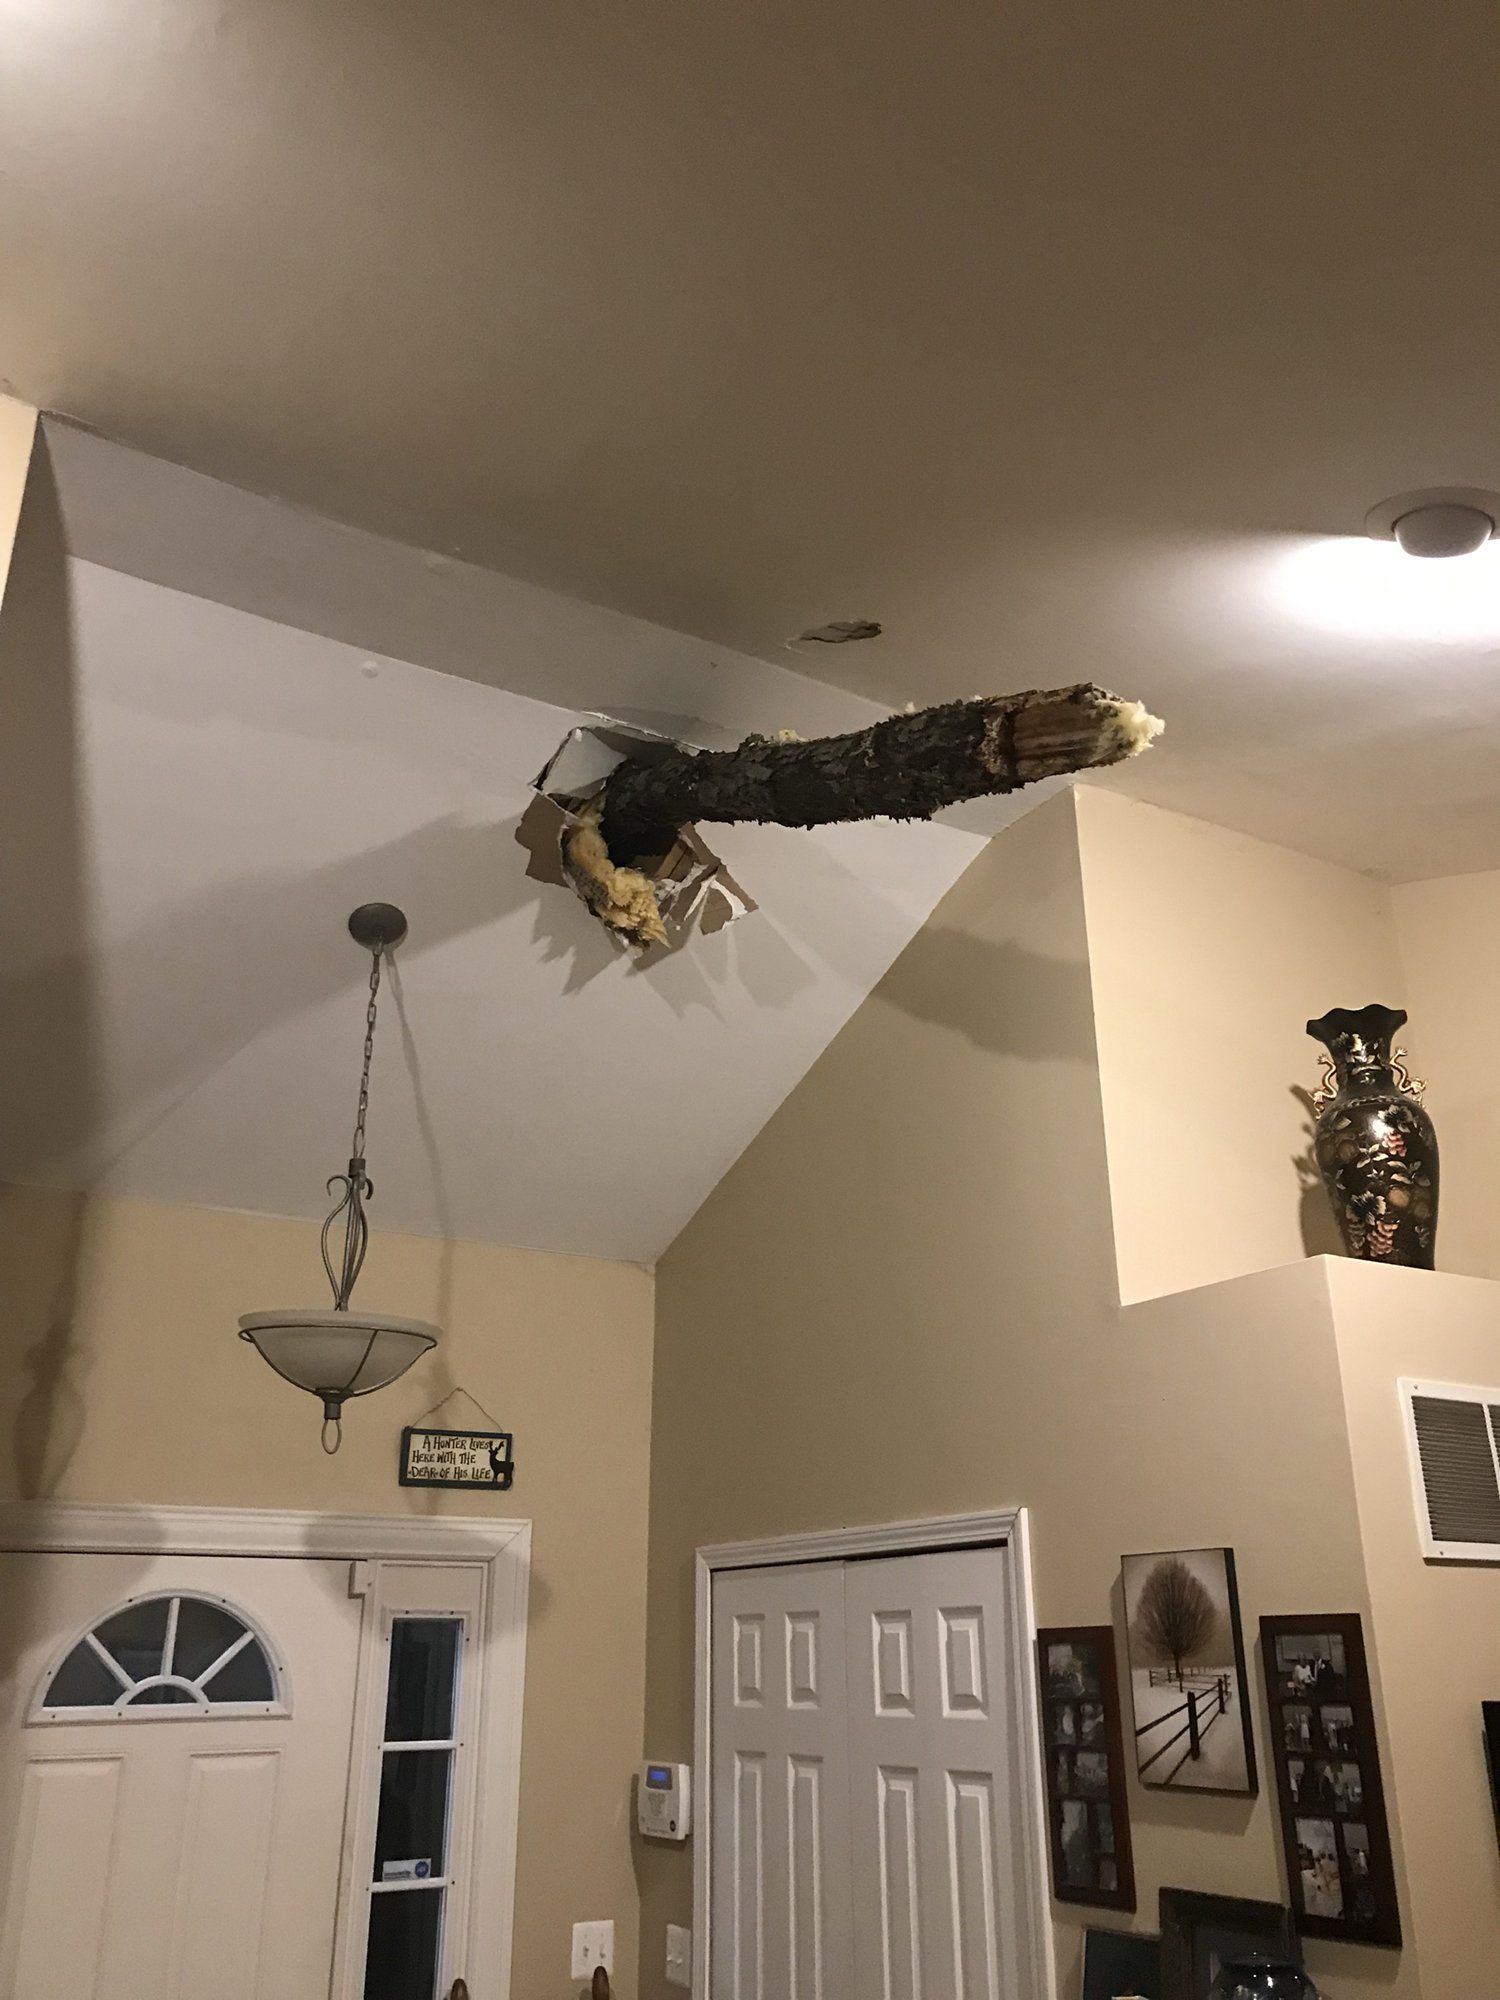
[
  {"x1": 4, "y1": 5, "x2": 1500, "y2": 1254},
  {"x1": 0, "y1": 428, "x2": 1001, "y2": 1259}
]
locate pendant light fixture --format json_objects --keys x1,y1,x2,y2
[{"x1": 238, "y1": 903, "x2": 439, "y2": 1452}]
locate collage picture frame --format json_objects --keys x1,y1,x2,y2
[
  {"x1": 1036, "y1": 1624, "x2": 1136, "y2": 1912},
  {"x1": 1259, "y1": 1613, "x2": 1401, "y2": 1948}
]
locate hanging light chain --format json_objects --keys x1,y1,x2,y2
[
  {"x1": 350, "y1": 942, "x2": 384, "y2": 1170},
  {"x1": 321, "y1": 941, "x2": 386, "y2": 1314}
]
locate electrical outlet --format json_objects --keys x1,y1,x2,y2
[
  {"x1": 571, "y1": 1920, "x2": 615, "y2": 1980},
  {"x1": 665, "y1": 1923, "x2": 692, "y2": 1988}
]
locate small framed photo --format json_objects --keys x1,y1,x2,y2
[
  {"x1": 1082, "y1": 1925, "x2": 1161, "y2": 2000},
  {"x1": 1120, "y1": 1547, "x2": 1257, "y2": 1794},
  {"x1": 1158, "y1": 1887, "x2": 1299, "y2": 2000},
  {"x1": 1260, "y1": 1614, "x2": 1401, "y2": 1947},
  {"x1": 1036, "y1": 1625, "x2": 1136, "y2": 1911},
  {"x1": 1483, "y1": 1702, "x2": 1500, "y2": 1846}
]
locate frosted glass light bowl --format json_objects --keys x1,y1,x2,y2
[{"x1": 237, "y1": 1310, "x2": 438, "y2": 1422}]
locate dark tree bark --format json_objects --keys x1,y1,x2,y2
[
  {"x1": 564, "y1": 682, "x2": 1161, "y2": 948},
  {"x1": 599, "y1": 682, "x2": 1158, "y2": 864}
]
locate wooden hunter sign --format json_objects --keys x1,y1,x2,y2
[{"x1": 399, "y1": 1426, "x2": 515, "y2": 1490}]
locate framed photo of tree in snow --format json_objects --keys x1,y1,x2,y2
[{"x1": 1121, "y1": 1547, "x2": 1258, "y2": 1795}]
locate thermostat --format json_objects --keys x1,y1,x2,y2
[{"x1": 638, "y1": 1761, "x2": 691, "y2": 1840}]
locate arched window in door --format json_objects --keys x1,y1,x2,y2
[{"x1": 35, "y1": 1592, "x2": 284, "y2": 1718}]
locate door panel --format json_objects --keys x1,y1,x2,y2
[
  {"x1": 876, "y1": 1764, "x2": 922, "y2": 2000},
  {"x1": 165, "y1": 1749, "x2": 281, "y2": 1996},
  {"x1": 0, "y1": 1552, "x2": 365, "y2": 2000},
  {"x1": 711, "y1": 1563, "x2": 853, "y2": 2000},
  {"x1": 6, "y1": 1755, "x2": 124, "y2": 1998},
  {"x1": 846, "y1": 1549, "x2": 1026, "y2": 2000}
]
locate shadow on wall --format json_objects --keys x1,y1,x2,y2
[
  {"x1": 0, "y1": 806, "x2": 528, "y2": 1190},
  {"x1": 880, "y1": 921, "x2": 1099, "y2": 1064},
  {"x1": 0, "y1": 434, "x2": 97, "y2": 1506},
  {"x1": 871, "y1": 795, "x2": 1100, "y2": 1066},
  {"x1": 1290, "y1": 1085, "x2": 1344, "y2": 1260},
  {"x1": 0, "y1": 439, "x2": 114, "y2": 1721},
  {"x1": 10, "y1": 1188, "x2": 92, "y2": 1506}
]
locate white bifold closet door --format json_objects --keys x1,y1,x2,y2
[
  {"x1": 710, "y1": 1561, "x2": 855, "y2": 2000},
  {"x1": 711, "y1": 1543, "x2": 1027, "y2": 2000}
]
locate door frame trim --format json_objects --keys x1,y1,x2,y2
[
  {"x1": 0, "y1": 1500, "x2": 530, "y2": 2000},
  {"x1": 692, "y1": 1506, "x2": 1056, "y2": 2000},
  {"x1": 0, "y1": 1499, "x2": 526, "y2": 1563}
]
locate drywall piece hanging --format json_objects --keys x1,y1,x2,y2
[
  {"x1": 533, "y1": 685, "x2": 1162, "y2": 950},
  {"x1": 530, "y1": 717, "x2": 755, "y2": 951}
]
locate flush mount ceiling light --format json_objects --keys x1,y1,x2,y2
[
  {"x1": 1274, "y1": 487, "x2": 1500, "y2": 640},
  {"x1": 238, "y1": 903, "x2": 438, "y2": 1453},
  {"x1": 1365, "y1": 487, "x2": 1500, "y2": 559}
]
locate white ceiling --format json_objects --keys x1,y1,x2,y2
[
  {"x1": 6, "y1": 5, "x2": 1500, "y2": 876},
  {"x1": 6, "y1": 3, "x2": 1500, "y2": 1259},
  {"x1": 1, "y1": 443, "x2": 1014, "y2": 1259}
]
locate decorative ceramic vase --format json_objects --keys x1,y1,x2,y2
[
  {"x1": 1207, "y1": 1958, "x2": 1319, "y2": 2000},
  {"x1": 1306, "y1": 1004, "x2": 1438, "y2": 1269}
]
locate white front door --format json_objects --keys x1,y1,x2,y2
[
  {"x1": 710, "y1": 1544, "x2": 1034, "y2": 2000},
  {"x1": 0, "y1": 1550, "x2": 364, "y2": 2000}
]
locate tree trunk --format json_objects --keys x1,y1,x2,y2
[
  {"x1": 563, "y1": 682, "x2": 1161, "y2": 948},
  {"x1": 598, "y1": 682, "x2": 1159, "y2": 864}
]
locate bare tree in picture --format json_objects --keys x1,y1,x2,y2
[{"x1": 1135, "y1": 1557, "x2": 1215, "y2": 1686}]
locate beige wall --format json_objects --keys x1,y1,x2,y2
[
  {"x1": 0, "y1": 1182, "x2": 653, "y2": 2000},
  {"x1": 1392, "y1": 869, "x2": 1500, "y2": 1280},
  {"x1": 0, "y1": 396, "x2": 37, "y2": 609},
  {"x1": 643, "y1": 791, "x2": 1415, "y2": 2000},
  {"x1": 1075, "y1": 788, "x2": 1497, "y2": 1297},
  {"x1": 1328, "y1": 1259, "x2": 1500, "y2": 1999},
  {"x1": 1076, "y1": 787, "x2": 1404, "y2": 1305}
]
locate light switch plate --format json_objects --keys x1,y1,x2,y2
[
  {"x1": 571, "y1": 1920, "x2": 615, "y2": 1979},
  {"x1": 666, "y1": 1923, "x2": 692, "y2": 1988}
]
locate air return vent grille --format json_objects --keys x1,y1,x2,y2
[{"x1": 1401, "y1": 1379, "x2": 1500, "y2": 1560}]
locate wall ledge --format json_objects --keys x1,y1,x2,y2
[
  {"x1": 1324, "y1": 1256, "x2": 1500, "y2": 1305},
  {"x1": 1116, "y1": 1251, "x2": 1339, "y2": 1327},
  {"x1": 1119, "y1": 1253, "x2": 1500, "y2": 1332}
]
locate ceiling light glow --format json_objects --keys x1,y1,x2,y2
[{"x1": 1272, "y1": 535, "x2": 1500, "y2": 643}]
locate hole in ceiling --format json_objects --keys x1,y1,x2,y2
[{"x1": 794, "y1": 619, "x2": 883, "y2": 645}]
